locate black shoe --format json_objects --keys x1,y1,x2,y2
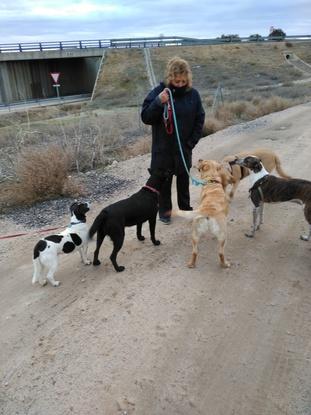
[{"x1": 159, "y1": 216, "x2": 171, "y2": 225}]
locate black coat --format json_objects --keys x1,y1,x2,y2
[{"x1": 141, "y1": 82, "x2": 205, "y2": 174}]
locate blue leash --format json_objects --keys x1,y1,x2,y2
[{"x1": 165, "y1": 88, "x2": 206, "y2": 186}]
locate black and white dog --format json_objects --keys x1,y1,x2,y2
[
  {"x1": 32, "y1": 202, "x2": 91, "y2": 287},
  {"x1": 233, "y1": 156, "x2": 311, "y2": 240},
  {"x1": 89, "y1": 168, "x2": 172, "y2": 272}
]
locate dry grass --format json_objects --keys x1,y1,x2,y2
[
  {"x1": 0, "y1": 106, "x2": 146, "y2": 178},
  {"x1": 202, "y1": 95, "x2": 292, "y2": 136},
  {"x1": 202, "y1": 117, "x2": 227, "y2": 135},
  {"x1": 93, "y1": 48, "x2": 150, "y2": 107},
  {"x1": 1, "y1": 41, "x2": 311, "y2": 210},
  {"x1": 118, "y1": 135, "x2": 151, "y2": 160},
  {"x1": 0, "y1": 102, "x2": 86, "y2": 129},
  {"x1": 149, "y1": 42, "x2": 310, "y2": 97},
  {"x1": 0, "y1": 145, "x2": 84, "y2": 210}
]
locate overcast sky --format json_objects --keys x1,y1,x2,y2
[{"x1": 0, "y1": 0, "x2": 310, "y2": 44}]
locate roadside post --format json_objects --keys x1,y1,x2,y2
[{"x1": 50, "y1": 72, "x2": 61, "y2": 99}]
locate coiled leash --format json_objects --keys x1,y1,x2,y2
[
  {"x1": 164, "y1": 88, "x2": 206, "y2": 186},
  {"x1": 163, "y1": 96, "x2": 173, "y2": 135}
]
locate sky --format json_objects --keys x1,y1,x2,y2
[{"x1": 0, "y1": 0, "x2": 310, "y2": 44}]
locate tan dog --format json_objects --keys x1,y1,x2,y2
[
  {"x1": 172, "y1": 160, "x2": 232, "y2": 268},
  {"x1": 222, "y1": 148, "x2": 290, "y2": 199}
]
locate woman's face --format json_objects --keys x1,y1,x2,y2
[{"x1": 170, "y1": 73, "x2": 188, "y2": 88}]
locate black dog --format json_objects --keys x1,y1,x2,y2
[
  {"x1": 89, "y1": 169, "x2": 172, "y2": 272},
  {"x1": 234, "y1": 155, "x2": 311, "y2": 240}
]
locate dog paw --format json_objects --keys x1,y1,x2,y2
[
  {"x1": 137, "y1": 235, "x2": 145, "y2": 241},
  {"x1": 300, "y1": 234, "x2": 310, "y2": 242},
  {"x1": 52, "y1": 281, "x2": 60, "y2": 287},
  {"x1": 39, "y1": 279, "x2": 47, "y2": 286},
  {"x1": 187, "y1": 262, "x2": 196, "y2": 268},
  {"x1": 222, "y1": 261, "x2": 231, "y2": 268},
  {"x1": 84, "y1": 259, "x2": 92, "y2": 265},
  {"x1": 116, "y1": 266, "x2": 125, "y2": 272},
  {"x1": 93, "y1": 259, "x2": 101, "y2": 266},
  {"x1": 153, "y1": 240, "x2": 161, "y2": 246}
]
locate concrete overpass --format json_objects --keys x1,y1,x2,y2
[
  {"x1": 0, "y1": 48, "x2": 103, "y2": 105},
  {"x1": 0, "y1": 36, "x2": 189, "y2": 105},
  {"x1": 1, "y1": 34, "x2": 311, "y2": 106}
]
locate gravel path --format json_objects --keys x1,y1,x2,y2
[{"x1": 1, "y1": 170, "x2": 133, "y2": 229}]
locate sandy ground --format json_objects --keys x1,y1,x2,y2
[{"x1": 1, "y1": 102, "x2": 311, "y2": 415}]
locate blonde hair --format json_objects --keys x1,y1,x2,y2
[{"x1": 164, "y1": 56, "x2": 193, "y2": 88}]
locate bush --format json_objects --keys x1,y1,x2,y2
[
  {"x1": 202, "y1": 117, "x2": 227, "y2": 136},
  {"x1": 11, "y1": 145, "x2": 83, "y2": 205},
  {"x1": 256, "y1": 96, "x2": 291, "y2": 116},
  {"x1": 201, "y1": 95, "x2": 292, "y2": 137}
]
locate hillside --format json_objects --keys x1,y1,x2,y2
[
  {"x1": 92, "y1": 41, "x2": 311, "y2": 108},
  {"x1": 1, "y1": 40, "x2": 311, "y2": 208}
]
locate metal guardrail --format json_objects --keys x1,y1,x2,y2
[
  {"x1": 0, "y1": 35, "x2": 310, "y2": 53},
  {"x1": 0, "y1": 36, "x2": 189, "y2": 53},
  {"x1": 0, "y1": 39, "x2": 111, "y2": 53},
  {"x1": 0, "y1": 94, "x2": 91, "y2": 111}
]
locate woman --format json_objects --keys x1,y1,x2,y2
[{"x1": 141, "y1": 56, "x2": 205, "y2": 224}]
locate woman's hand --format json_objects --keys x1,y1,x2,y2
[{"x1": 158, "y1": 89, "x2": 169, "y2": 104}]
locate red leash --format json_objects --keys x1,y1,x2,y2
[
  {"x1": 0, "y1": 226, "x2": 63, "y2": 240},
  {"x1": 163, "y1": 93, "x2": 174, "y2": 135}
]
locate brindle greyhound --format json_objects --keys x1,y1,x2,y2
[{"x1": 233, "y1": 155, "x2": 311, "y2": 240}]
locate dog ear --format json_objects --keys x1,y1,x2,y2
[
  {"x1": 70, "y1": 201, "x2": 78, "y2": 212},
  {"x1": 197, "y1": 159, "x2": 205, "y2": 171},
  {"x1": 253, "y1": 160, "x2": 262, "y2": 173}
]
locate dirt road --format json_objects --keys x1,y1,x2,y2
[{"x1": 1, "y1": 102, "x2": 311, "y2": 415}]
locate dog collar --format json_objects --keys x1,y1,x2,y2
[
  {"x1": 204, "y1": 178, "x2": 221, "y2": 185},
  {"x1": 249, "y1": 174, "x2": 269, "y2": 192},
  {"x1": 143, "y1": 185, "x2": 160, "y2": 195},
  {"x1": 68, "y1": 220, "x2": 84, "y2": 227}
]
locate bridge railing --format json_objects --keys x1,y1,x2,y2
[
  {"x1": 0, "y1": 39, "x2": 112, "y2": 53},
  {"x1": 0, "y1": 35, "x2": 310, "y2": 53}
]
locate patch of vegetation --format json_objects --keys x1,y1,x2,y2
[
  {"x1": 0, "y1": 145, "x2": 83, "y2": 211},
  {"x1": 1, "y1": 41, "x2": 311, "y2": 209},
  {"x1": 92, "y1": 48, "x2": 150, "y2": 108}
]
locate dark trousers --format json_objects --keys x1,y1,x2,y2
[{"x1": 159, "y1": 172, "x2": 192, "y2": 217}]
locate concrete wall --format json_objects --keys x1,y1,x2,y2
[
  {"x1": 0, "y1": 53, "x2": 102, "y2": 104},
  {"x1": 0, "y1": 48, "x2": 104, "y2": 62}
]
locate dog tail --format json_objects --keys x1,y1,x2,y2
[
  {"x1": 89, "y1": 210, "x2": 108, "y2": 239},
  {"x1": 274, "y1": 155, "x2": 291, "y2": 179},
  {"x1": 171, "y1": 209, "x2": 207, "y2": 220}
]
